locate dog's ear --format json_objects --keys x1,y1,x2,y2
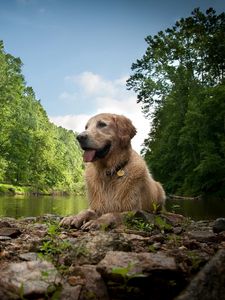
[{"x1": 113, "y1": 115, "x2": 137, "y2": 147}]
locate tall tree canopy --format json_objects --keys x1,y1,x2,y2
[
  {"x1": 127, "y1": 8, "x2": 225, "y2": 197},
  {"x1": 0, "y1": 41, "x2": 83, "y2": 192}
]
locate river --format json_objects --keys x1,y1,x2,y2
[
  {"x1": 0, "y1": 195, "x2": 224, "y2": 220},
  {"x1": 0, "y1": 195, "x2": 88, "y2": 219}
]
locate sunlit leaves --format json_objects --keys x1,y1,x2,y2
[{"x1": 0, "y1": 41, "x2": 84, "y2": 192}]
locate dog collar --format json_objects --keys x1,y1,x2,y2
[{"x1": 105, "y1": 160, "x2": 128, "y2": 177}]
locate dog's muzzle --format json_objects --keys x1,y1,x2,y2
[{"x1": 76, "y1": 132, "x2": 111, "y2": 162}]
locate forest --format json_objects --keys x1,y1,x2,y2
[
  {"x1": 0, "y1": 41, "x2": 84, "y2": 194},
  {"x1": 127, "y1": 8, "x2": 225, "y2": 197}
]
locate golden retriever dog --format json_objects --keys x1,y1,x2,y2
[{"x1": 60, "y1": 113, "x2": 165, "y2": 230}]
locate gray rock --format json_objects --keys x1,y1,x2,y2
[
  {"x1": 0, "y1": 236, "x2": 11, "y2": 240},
  {"x1": 97, "y1": 251, "x2": 183, "y2": 300},
  {"x1": 59, "y1": 285, "x2": 82, "y2": 300},
  {"x1": 187, "y1": 230, "x2": 216, "y2": 242},
  {"x1": 73, "y1": 265, "x2": 109, "y2": 300},
  {"x1": 133, "y1": 210, "x2": 155, "y2": 223},
  {"x1": 97, "y1": 251, "x2": 177, "y2": 275},
  {"x1": 19, "y1": 252, "x2": 39, "y2": 261},
  {"x1": 0, "y1": 260, "x2": 61, "y2": 300},
  {"x1": 68, "y1": 232, "x2": 131, "y2": 265},
  {"x1": 0, "y1": 220, "x2": 12, "y2": 228},
  {"x1": 213, "y1": 218, "x2": 225, "y2": 233},
  {"x1": 175, "y1": 249, "x2": 225, "y2": 300},
  {"x1": 0, "y1": 227, "x2": 21, "y2": 238}
]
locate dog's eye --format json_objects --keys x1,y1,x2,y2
[{"x1": 97, "y1": 121, "x2": 107, "y2": 128}]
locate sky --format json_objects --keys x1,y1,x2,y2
[{"x1": 0, "y1": 0, "x2": 224, "y2": 152}]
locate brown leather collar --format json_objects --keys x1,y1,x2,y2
[{"x1": 105, "y1": 160, "x2": 129, "y2": 177}]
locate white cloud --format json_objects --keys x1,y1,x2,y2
[{"x1": 50, "y1": 71, "x2": 150, "y2": 153}]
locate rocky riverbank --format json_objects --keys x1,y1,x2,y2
[{"x1": 0, "y1": 212, "x2": 225, "y2": 300}]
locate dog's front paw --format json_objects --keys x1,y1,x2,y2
[
  {"x1": 80, "y1": 213, "x2": 122, "y2": 231},
  {"x1": 59, "y1": 215, "x2": 84, "y2": 228},
  {"x1": 60, "y1": 209, "x2": 97, "y2": 228},
  {"x1": 81, "y1": 219, "x2": 102, "y2": 231}
]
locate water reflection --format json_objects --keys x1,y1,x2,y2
[
  {"x1": 166, "y1": 197, "x2": 225, "y2": 220},
  {"x1": 0, "y1": 195, "x2": 225, "y2": 220},
  {"x1": 0, "y1": 195, "x2": 88, "y2": 218}
]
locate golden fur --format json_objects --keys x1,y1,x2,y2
[{"x1": 60, "y1": 113, "x2": 165, "y2": 229}]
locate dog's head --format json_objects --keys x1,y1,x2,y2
[{"x1": 77, "y1": 113, "x2": 136, "y2": 162}]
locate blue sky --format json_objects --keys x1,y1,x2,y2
[{"x1": 1, "y1": 0, "x2": 224, "y2": 151}]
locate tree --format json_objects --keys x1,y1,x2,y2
[
  {"x1": 0, "y1": 41, "x2": 84, "y2": 193},
  {"x1": 127, "y1": 8, "x2": 225, "y2": 197}
]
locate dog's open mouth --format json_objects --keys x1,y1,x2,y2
[{"x1": 83, "y1": 143, "x2": 111, "y2": 162}]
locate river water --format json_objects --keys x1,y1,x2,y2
[
  {"x1": 0, "y1": 195, "x2": 88, "y2": 219},
  {"x1": 0, "y1": 195, "x2": 224, "y2": 220}
]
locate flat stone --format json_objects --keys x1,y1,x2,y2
[
  {"x1": 175, "y1": 250, "x2": 225, "y2": 300},
  {"x1": 162, "y1": 212, "x2": 186, "y2": 226},
  {"x1": 133, "y1": 210, "x2": 155, "y2": 223},
  {"x1": 213, "y1": 218, "x2": 225, "y2": 233},
  {"x1": 97, "y1": 251, "x2": 177, "y2": 276},
  {"x1": 19, "y1": 252, "x2": 39, "y2": 261},
  {"x1": 68, "y1": 232, "x2": 131, "y2": 265},
  {"x1": 0, "y1": 260, "x2": 60, "y2": 299},
  {"x1": 0, "y1": 221, "x2": 12, "y2": 228},
  {"x1": 59, "y1": 285, "x2": 81, "y2": 300},
  {"x1": 187, "y1": 230, "x2": 216, "y2": 242},
  {"x1": 73, "y1": 265, "x2": 109, "y2": 300},
  {"x1": 0, "y1": 236, "x2": 11, "y2": 241},
  {"x1": 97, "y1": 251, "x2": 182, "y2": 300},
  {"x1": 0, "y1": 227, "x2": 21, "y2": 238}
]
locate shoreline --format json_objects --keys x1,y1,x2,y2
[{"x1": 0, "y1": 183, "x2": 83, "y2": 196}]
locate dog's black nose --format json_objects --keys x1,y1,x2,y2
[{"x1": 76, "y1": 132, "x2": 88, "y2": 144}]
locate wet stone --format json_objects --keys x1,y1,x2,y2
[
  {"x1": 0, "y1": 260, "x2": 60, "y2": 300},
  {"x1": 97, "y1": 251, "x2": 183, "y2": 300},
  {"x1": 0, "y1": 221, "x2": 12, "y2": 228},
  {"x1": 213, "y1": 218, "x2": 225, "y2": 233},
  {"x1": 187, "y1": 230, "x2": 216, "y2": 242},
  {"x1": 19, "y1": 252, "x2": 39, "y2": 261},
  {"x1": 0, "y1": 227, "x2": 21, "y2": 238},
  {"x1": 175, "y1": 250, "x2": 225, "y2": 300}
]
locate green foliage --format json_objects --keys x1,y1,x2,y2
[
  {"x1": 154, "y1": 216, "x2": 172, "y2": 232},
  {"x1": 123, "y1": 212, "x2": 172, "y2": 233},
  {"x1": 123, "y1": 212, "x2": 154, "y2": 232},
  {"x1": 39, "y1": 222, "x2": 71, "y2": 272},
  {"x1": 127, "y1": 8, "x2": 225, "y2": 197},
  {"x1": 186, "y1": 251, "x2": 203, "y2": 271},
  {"x1": 111, "y1": 262, "x2": 146, "y2": 284},
  {"x1": 0, "y1": 41, "x2": 84, "y2": 193}
]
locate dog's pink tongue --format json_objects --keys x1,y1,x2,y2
[{"x1": 83, "y1": 150, "x2": 96, "y2": 162}]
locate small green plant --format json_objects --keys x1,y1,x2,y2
[
  {"x1": 112, "y1": 263, "x2": 134, "y2": 278},
  {"x1": 73, "y1": 243, "x2": 89, "y2": 258},
  {"x1": 148, "y1": 244, "x2": 157, "y2": 253},
  {"x1": 39, "y1": 222, "x2": 71, "y2": 273},
  {"x1": 166, "y1": 234, "x2": 182, "y2": 247},
  {"x1": 187, "y1": 251, "x2": 203, "y2": 271},
  {"x1": 152, "y1": 202, "x2": 160, "y2": 214},
  {"x1": 19, "y1": 283, "x2": 26, "y2": 300},
  {"x1": 123, "y1": 212, "x2": 154, "y2": 232},
  {"x1": 154, "y1": 215, "x2": 172, "y2": 233},
  {"x1": 111, "y1": 262, "x2": 147, "y2": 294},
  {"x1": 112, "y1": 262, "x2": 146, "y2": 282}
]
